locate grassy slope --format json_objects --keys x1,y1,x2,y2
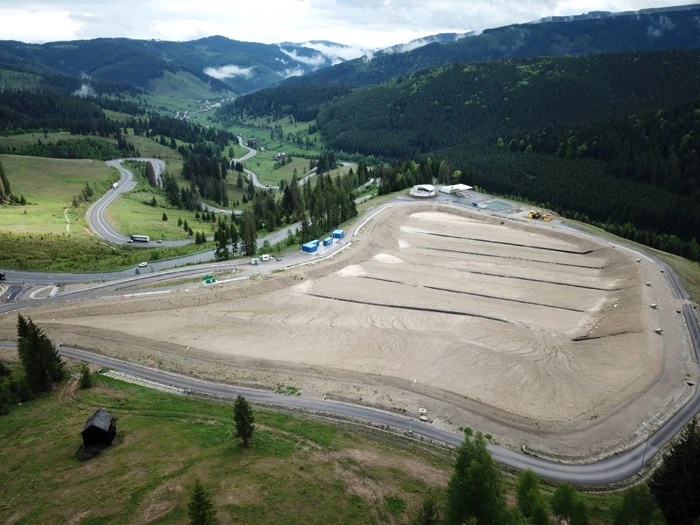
[
  {"x1": 0, "y1": 374, "x2": 446, "y2": 524},
  {"x1": 229, "y1": 142, "x2": 248, "y2": 159},
  {"x1": 102, "y1": 109, "x2": 134, "y2": 122},
  {"x1": 105, "y1": 190, "x2": 214, "y2": 241},
  {"x1": 250, "y1": 156, "x2": 313, "y2": 186},
  {"x1": 149, "y1": 70, "x2": 232, "y2": 101},
  {"x1": 0, "y1": 132, "x2": 113, "y2": 149},
  {"x1": 0, "y1": 368, "x2": 622, "y2": 524},
  {"x1": 0, "y1": 68, "x2": 41, "y2": 90},
  {"x1": 0, "y1": 154, "x2": 118, "y2": 237},
  {"x1": 125, "y1": 135, "x2": 185, "y2": 178},
  {"x1": 0, "y1": 233, "x2": 214, "y2": 272},
  {"x1": 104, "y1": 161, "x2": 202, "y2": 241},
  {"x1": 570, "y1": 220, "x2": 700, "y2": 304}
]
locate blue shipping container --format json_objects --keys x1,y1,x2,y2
[
  {"x1": 332, "y1": 229, "x2": 345, "y2": 239},
  {"x1": 302, "y1": 242, "x2": 318, "y2": 253},
  {"x1": 323, "y1": 237, "x2": 333, "y2": 246}
]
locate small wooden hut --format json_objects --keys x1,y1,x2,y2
[{"x1": 81, "y1": 409, "x2": 116, "y2": 447}]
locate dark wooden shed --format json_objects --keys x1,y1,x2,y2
[{"x1": 81, "y1": 409, "x2": 116, "y2": 447}]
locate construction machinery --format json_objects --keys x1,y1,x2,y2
[{"x1": 526, "y1": 210, "x2": 553, "y2": 221}]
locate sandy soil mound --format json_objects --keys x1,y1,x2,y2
[{"x1": 7, "y1": 205, "x2": 664, "y2": 430}]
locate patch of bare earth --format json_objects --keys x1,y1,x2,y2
[{"x1": 2, "y1": 204, "x2": 689, "y2": 460}]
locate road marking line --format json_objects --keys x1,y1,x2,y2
[{"x1": 121, "y1": 290, "x2": 173, "y2": 298}]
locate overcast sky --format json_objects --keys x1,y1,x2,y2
[{"x1": 0, "y1": 0, "x2": 690, "y2": 51}]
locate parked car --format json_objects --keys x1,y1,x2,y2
[
  {"x1": 157, "y1": 240, "x2": 163, "y2": 243},
  {"x1": 127, "y1": 239, "x2": 134, "y2": 243},
  {"x1": 138, "y1": 262, "x2": 148, "y2": 268}
]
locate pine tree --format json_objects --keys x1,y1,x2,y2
[
  {"x1": 162, "y1": 212, "x2": 168, "y2": 221},
  {"x1": 0, "y1": 158, "x2": 11, "y2": 204},
  {"x1": 188, "y1": 480, "x2": 216, "y2": 525},
  {"x1": 178, "y1": 217, "x2": 183, "y2": 227},
  {"x1": 445, "y1": 431, "x2": 506, "y2": 525},
  {"x1": 570, "y1": 497, "x2": 590, "y2": 525},
  {"x1": 551, "y1": 482, "x2": 577, "y2": 524},
  {"x1": 516, "y1": 470, "x2": 550, "y2": 525},
  {"x1": 16, "y1": 315, "x2": 65, "y2": 394},
  {"x1": 79, "y1": 363, "x2": 92, "y2": 389},
  {"x1": 650, "y1": 418, "x2": 700, "y2": 525},
  {"x1": 234, "y1": 395, "x2": 255, "y2": 446},
  {"x1": 613, "y1": 484, "x2": 666, "y2": 525},
  {"x1": 239, "y1": 209, "x2": 257, "y2": 256}
]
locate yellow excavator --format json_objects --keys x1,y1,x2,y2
[{"x1": 527, "y1": 210, "x2": 553, "y2": 221}]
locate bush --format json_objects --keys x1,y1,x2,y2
[{"x1": 79, "y1": 363, "x2": 92, "y2": 389}]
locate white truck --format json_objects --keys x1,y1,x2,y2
[
  {"x1": 261, "y1": 254, "x2": 271, "y2": 262},
  {"x1": 112, "y1": 182, "x2": 119, "y2": 189}
]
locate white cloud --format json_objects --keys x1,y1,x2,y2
[
  {"x1": 279, "y1": 67, "x2": 305, "y2": 78},
  {"x1": 73, "y1": 84, "x2": 96, "y2": 97},
  {"x1": 300, "y1": 41, "x2": 369, "y2": 61},
  {"x1": 0, "y1": 0, "x2": 693, "y2": 48},
  {"x1": 203, "y1": 65, "x2": 256, "y2": 80},
  {"x1": 646, "y1": 14, "x2": 675, "y2": 38},
  {"x1": 279, "y1": 48, "x2": 327, "y2": 67}
]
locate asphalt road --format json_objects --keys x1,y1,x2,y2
[
  {"x1": 0, "y1": 218, "x2": 303, "y2": 288},
  {"x1": 0, "y1": 330, "x2": 694, "y2": 484},
  {"x1": 87, "y1": 158, "x2": 180, "y2": 246},
  {"x1": 0, "y1": 285, "x2": 22, "y2": 303}
]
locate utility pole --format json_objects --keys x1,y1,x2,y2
[{"x1": 640, "y1": 437, "x2": 650, "y2": 475}]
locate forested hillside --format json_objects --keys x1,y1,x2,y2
[
  {"x1": 0, "y1": 85, "x2": 238, "y2": 206},
  {"x1": 317, "y1": 50, "x2": 700, "y2": 157},
  {"x1": 0, "y1": 36, "x2": 345, "y2": 95},
  {"x1": 309, "y1": 49, "x2": 700, "y2": 260},
  {"x1": 220, "y1": 84, "x2": 351, "y2": 122},
  {"x1": 285, "y1": 4, "x2": 700, "y2": 88}
]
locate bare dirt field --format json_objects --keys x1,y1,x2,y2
[{"x1": 2, "y1": 204, "x2": 690, "y2": 457}]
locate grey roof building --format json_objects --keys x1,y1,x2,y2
[{"x1": 81, "y1": 409, "x2": 116, "y2": 447}]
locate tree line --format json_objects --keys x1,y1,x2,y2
[
  {"x1": 209, "y1": 168, "x2": 359, "y2": 260},
  {"x1": 0, "y1": 136, "x2": 138, "y2": 161},
  {"x1": 412, "y1": 425, "x2": 700, "y2": 525},
  {"x1": 317, "y1": 50, "x2": 700, "y2": 159},
  {"x1": 221, "y1": 83, "x2": 351, "y2": 122},
  {"x1": 0, "y1": 158, "x2": 12, "y2": 204},
  {"x1": 501, "y1": 98, "x2": 700, "y2": 200}
]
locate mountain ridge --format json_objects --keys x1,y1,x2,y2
[{"x1": 283, "y1": 4, "x2": 700, "y2": 88}]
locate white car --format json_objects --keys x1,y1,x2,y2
[{"x1": 138, "y1": 262, "x2": 148, "y2": 268}]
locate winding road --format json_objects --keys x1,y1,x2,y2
[{"x1": 87, "y1": 158, "x2": 177, "y2": 245}]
